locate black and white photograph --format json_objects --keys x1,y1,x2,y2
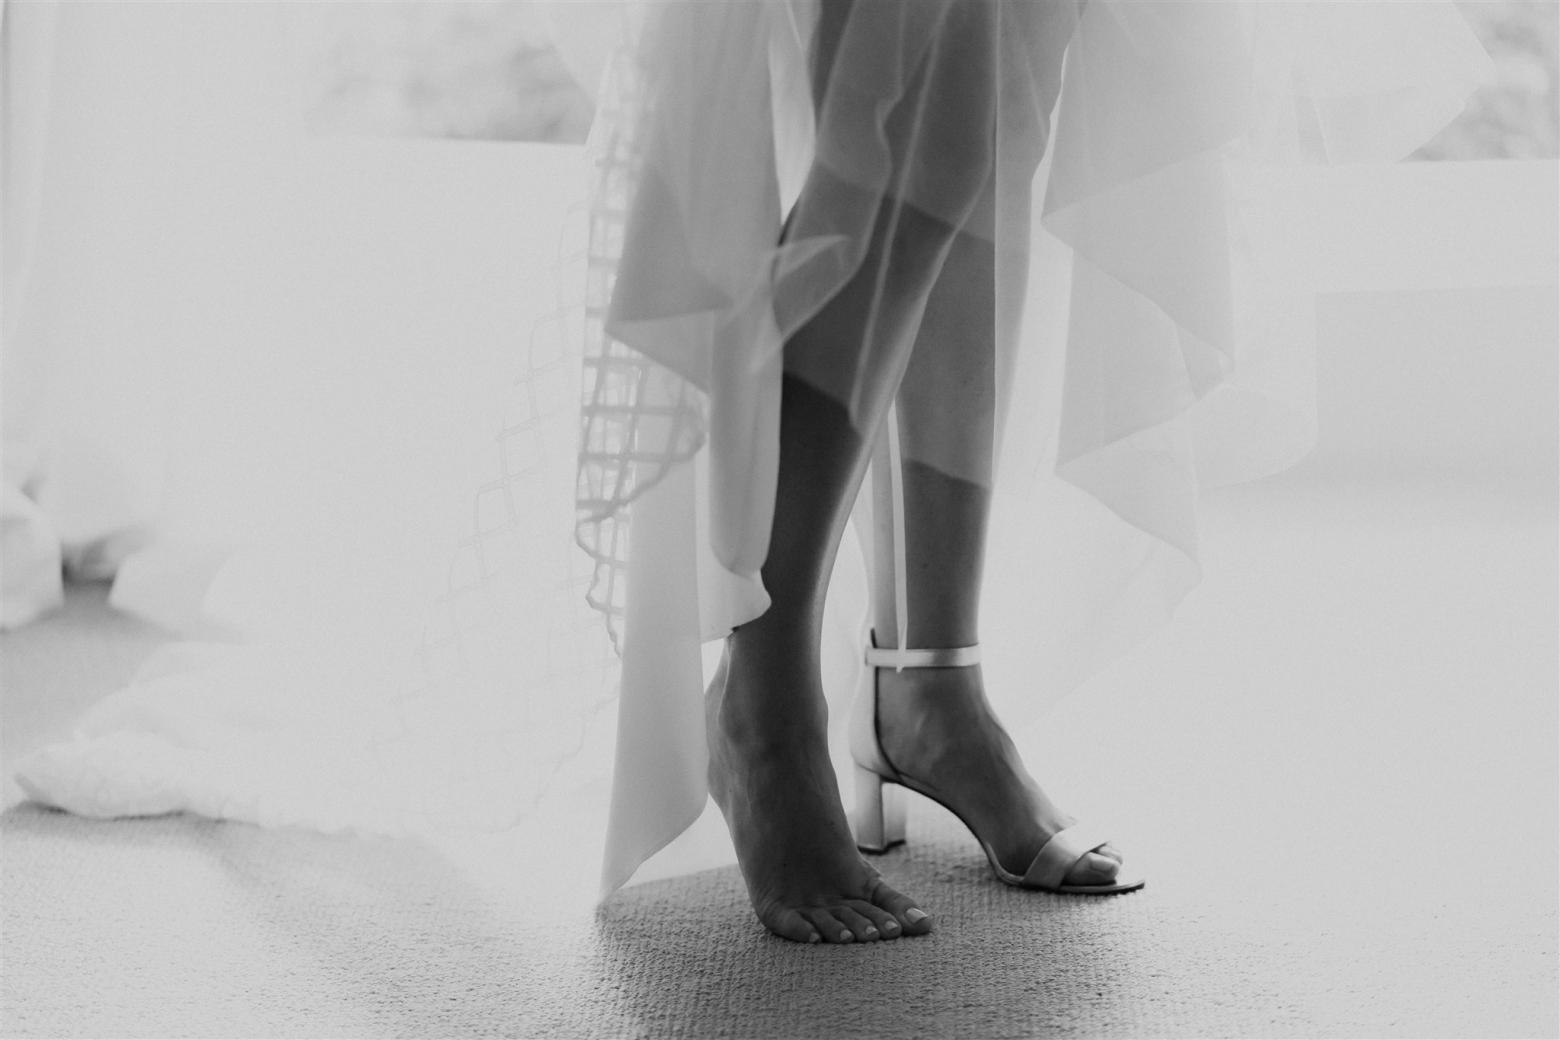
[{"x1": 1, "y1": 1, "x2": 1556, "y2": 1037}]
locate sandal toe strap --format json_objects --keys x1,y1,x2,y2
[{"x1": 1021, "y1": 824, "x2": 1112, "y2": 890}]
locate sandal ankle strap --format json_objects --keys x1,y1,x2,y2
[{"x1": 865, "y1": 644, "x2": 982, "y2": 669}]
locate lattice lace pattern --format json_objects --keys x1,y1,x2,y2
[
  {"x1": 367, "y1": 175, "x2": 631, "y2": 836},
  {"x1": 573, "y1": 28, "x2": 709, "y2": 651}
]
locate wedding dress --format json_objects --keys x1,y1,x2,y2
[{"x1": 9, "y1": 1, "x2": 1490, "y2": 899}]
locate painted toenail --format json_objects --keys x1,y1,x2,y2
[{"x1": 905, "y1": 908, "x2": 928, "y2": 923}]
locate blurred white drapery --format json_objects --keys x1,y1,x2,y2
[
  {"x1": 3, "y1": 0, "x2": 300, "y2": 629},
  {"x1": 1, "y1": 2, "x2": 590, "y2": 629}
]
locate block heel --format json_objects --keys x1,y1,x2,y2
[{"x1": 852, "y1": 763, "x2": 906, "y2": 854}]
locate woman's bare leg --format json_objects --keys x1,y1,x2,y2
[
  {"x1": 868, "y1": 221, "x2": 1124, "y2": 884},
  {"x1": 708, "y1": 0, "x2": 1006, "y2": 943},
  {"x1": 708, "y1": 187, "x2": 967, "y2": 943}
]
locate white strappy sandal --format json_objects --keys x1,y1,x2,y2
[
  {"x1": 851, "y1": 406, "x2": 1143, "y2": 894},
  {"x1": 847, "y1": 637, "x2": 1146, "y2": 895}
]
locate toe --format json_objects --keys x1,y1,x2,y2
[
  {"x1": 1065, "y1": 850, "x2": 1122, "y2": 886},
  {"x1": 867, "y1": 878, "x2": 933, "y2": 936},
  {"x1": 803, "y1": 909, "x2": 856, "y2": 944},
  {"x1": 833, "y1": 906, "x2": 881, "y2": 942},
  {"x1": 766, "y1": 908, "x2": 822, "y2": 944},
  {"x1": 845, "y1": 899, "x2": 902, "y2": 940},
  {"x1": 1095, "y1": 842, "x2": 1125, "y2": 867}
]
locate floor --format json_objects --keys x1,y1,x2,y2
[{"x1": 3, "y1": 469, "x2": 1556, "y2": 1039}]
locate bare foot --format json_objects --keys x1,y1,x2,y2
[
  {"x1": 874, "y1": 662, "x2": 1123, "y2": 886},
  {"x1": 707, "y1": 641, "x2": 932, "y2": 943}
]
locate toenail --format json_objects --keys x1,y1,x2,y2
[
  {"x1": 863, "y1": 927, "x2": 878, "y2": 938},
  {"x1": 839, "y1": 930, "x2": 852, "y2": 942},
  {"x1": 883, "y1": 921, "x2": 899, "y2": 933},
  {"x1": 808, "y1": 932, "x2": 821, "y2": 943},
  {"x1": 905, "y1": 908, "x2": 928, "y2": 923}
]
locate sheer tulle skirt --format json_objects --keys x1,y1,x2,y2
[
  {"x1": 10, "y1": 0, "x2": 1490, "y2": 898},
  {"x1": 576, "y1": 0, "x2": 1489, "y2": 889}
]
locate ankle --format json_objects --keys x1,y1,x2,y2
[
  {"x1": 875, "y1": 665, "x2": 991, "y2": 752},
  {"x1": 713, "y1": 693, "x2": 825, "y2": 756},
  {"x1": 711, "y1": 639, "x2": 828, "y2": 754}
]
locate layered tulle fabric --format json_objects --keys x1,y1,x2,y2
[
  {"x1": 573, "y1": 0, "x2": 1490, "y2": 889},
  {"x1": 9, "y1": 1, "x2": 1490, "y2": 898}
]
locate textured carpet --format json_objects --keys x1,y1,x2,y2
[
  {"x1": 4, "y1": 473, "x2": 1556, "y2": 1039},
  {"x1": 4, "y1": 794, "x2": 1549, "y2": 1040}
]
